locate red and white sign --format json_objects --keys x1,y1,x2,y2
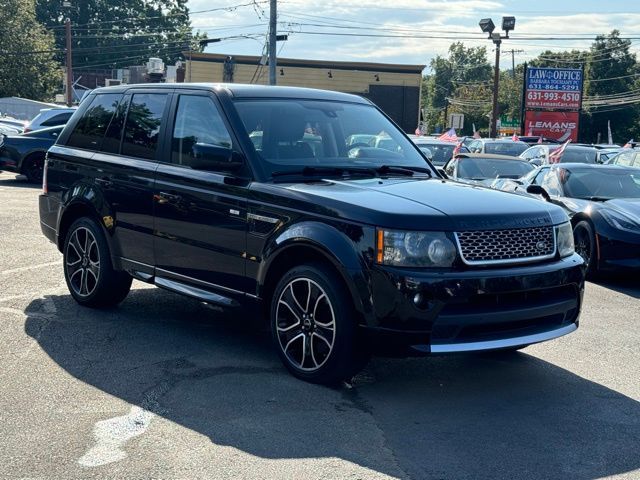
[{"x1": 524, "y1": 111, "x2": 579, "y2": 142}]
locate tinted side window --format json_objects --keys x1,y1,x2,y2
[
  {"x1": 122, "y1": 93, "x2": 168, "y2": 160},
  {"x1": 171, "y1": 95, "x2": 232, "y2": 167},
  {"x1": 101, "y1": 97, "x2": 129, "y2": 154},
  {"x1": 541, "y1": 170, "x2": 562, "y2": 196},
  {"x1": 41, "y1": 112, "x2": 73, "y2": 127},
  {"x1": 67, "y1": 94, "x2": 121, "y2": 150}
]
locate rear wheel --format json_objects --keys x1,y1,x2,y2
[
  {"x1": 63, "y1": 217, "x2": 132, "y2": 308},
  {"x1": 271, "y1": 263, "x2": 369, "y2": 384},
  {"x1": 22, "y1": 153, "x2": 45, "y2": 184},
  {"x1": 573, "y1": 220, "x2": 597, "y2": 278}
]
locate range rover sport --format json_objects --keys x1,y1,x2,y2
[{"x1": 39, "y1": 84, "x2": 586, "y2": 384}]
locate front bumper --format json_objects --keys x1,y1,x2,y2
[
  {"x1": 363, "y1": 254, "x2": 585, "y2": 355},
  {"x1": 597, "y1": 232, "x2": 640, "y2": 271},
  {"x1": 0, "y1": 154, "x2": 18, "y2": 173}
]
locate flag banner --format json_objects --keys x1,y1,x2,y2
[
  {"x1": 437, "y1": 128, "x2": 458, "y2": 143},
  {"x1": 549, "y1": 140, "x2": 571, "y2": 163}
]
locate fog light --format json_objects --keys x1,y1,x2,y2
[{"x1": 413, "y1": 293, "x2": 423, "y2": 305}]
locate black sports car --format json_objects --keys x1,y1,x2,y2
[
  {"x1": 504, "y1": 163, "x2": 640, "y2": 276},
  {"x1": 0, "y1": 126, "x2": 62, "y2": 183},
  {"x1": 442, "y1": 153, "x2": 535, "y2": 187}
]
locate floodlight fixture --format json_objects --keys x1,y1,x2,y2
[
  {"x1": 502, "y1": 16, "x2": 516, "y2": 33},
  {"x1": 479, "y1": 18, "x2": 495, "y2": 35}
]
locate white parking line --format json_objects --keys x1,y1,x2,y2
[
  {"x1": 78, "y1": 382, "x2": 171, "y2": 468},
  {"x1": 1, "y1": 261, "x2": 60, "y2": 275}
]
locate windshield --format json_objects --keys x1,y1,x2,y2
[
  {"x1": 416, "y1": 143, "x2": 455, "y2": 166},
  {"x1": 458, "y1": 158, "x2": 534, "y2": 180},
  {"x1": 561, "y1": 168, "x2": 640, "y2": 198},
  {"x1": 234, "y1": 100, "x2": 431, "y2": 177},
  {"x1": 484, "y1": 142, "x2": 528, "y2": 156},
  {"x1": 551, "y1": 147, "x2": 597, "y2": 164}
]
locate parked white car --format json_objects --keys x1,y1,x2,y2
[{"x1": 25, "y1": 107, "x2": 76, "y2": 133}]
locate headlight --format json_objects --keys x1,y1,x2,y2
[
  {"x1": 556, "y1": 222, "x2": 575, "y2": 258},
  {"x1": 376, "y1": 229, "x2": 456, "y2": 267},
  {"x1": 600, "y1": 209, "x2": 640, "y2": 233}
]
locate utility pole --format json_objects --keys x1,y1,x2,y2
[
  {"x1": 65, "y1": 17, "x2": 73, "y2": 106},
  {"x1": 268, "y1": 0, "x2": 277, "y2": 85},
  {"x1": 503, "y1": 49, "x2": 524, "y2": 78}
]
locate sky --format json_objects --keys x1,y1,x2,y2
[{"x1": 186, "y1": 0, "x2": 640, "y2": 71}]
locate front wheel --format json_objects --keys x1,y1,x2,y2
[
  {"x1": 63, "y1": 217, "x2": 132, "y2": 308},
  {"x1": 573, "y1": 221, "x2": 597, "y2": 278},
  {"x1": 271, "y1": 263, "x2": 369, "y2": 384}
]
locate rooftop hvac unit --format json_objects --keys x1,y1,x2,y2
[{"x1": 147, "y1": 58, "x2": 165, "y2": 76}]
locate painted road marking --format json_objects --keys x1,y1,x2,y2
[
  {"x1": 1, "y1": 261, "x2": 60, "y2": 275},
  {"x1": 78, "y1": 381, "x2": 171, "y2": 468}
]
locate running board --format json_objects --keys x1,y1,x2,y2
[{"x1": 154, "y1": 276, "x2": 240, "y2": 307}]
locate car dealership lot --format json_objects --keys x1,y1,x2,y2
[{"x1": 0, "y1": 170, "x2": 638, "y2": 480}]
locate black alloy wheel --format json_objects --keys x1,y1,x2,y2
[
  {"x1": 63, "y1": 217, "x2": 132, "y2": 307},
  {"x1": 23, "y1": 154, "x2": 44, "y2": 184},
  {"x1": 271, "y1": 263, "x2": 369, "y2": 384},
  {"x1": 573, "y1": 220, "x2": 597, "y2": 277}
]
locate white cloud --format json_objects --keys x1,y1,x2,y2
[{"x1": 185, "y1": 1, "x2": 640, "y2": 69}]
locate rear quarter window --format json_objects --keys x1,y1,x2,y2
[
  {"x1": 66, "y1": 95, "x2": 121, "y2": 150},
  {"x1": 41, "y1": 112, "x2": 73, "y2": 127}
]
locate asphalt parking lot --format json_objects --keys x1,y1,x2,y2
[{"x1": 0, "y1": 170, "x2": 638, "y2": 480}]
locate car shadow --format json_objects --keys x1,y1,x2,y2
[
  {"x1": 0, "y1": 175, "x2": 40, "y2": 188},
  {"x1": 24, "y1": 288, "x2": 640, "y2": 479},
  {"x1": 591, "y1": 272, "x2": 640, "y2": 299}
]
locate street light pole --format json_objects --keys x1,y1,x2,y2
[
  {"x1": 65, "y1": 17, "x2": 73, "y2": 106},
  {"x1": 490, "y1": 38, "x2": 501, "y2": 138},
  {"x1": 479, "y1": 16, "x2": 515, "y2": 139},
  {"x1": 268, "y1": 0, "x2": 277, "y2": 85}
]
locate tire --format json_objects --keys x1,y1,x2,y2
[
  {"x1": 63, "y1": 217, "x2": 132, "y2": 308},
  {"x1": 270, "y1": 263, "x2": 370, "y2": 385},
  {"x1": 573, "y1": 220, "x2": 597, "y2": 278},
  {"x1": 22, "y1": 153, "x2": 45, "y2": 184}
]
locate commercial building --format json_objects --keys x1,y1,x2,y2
[{"x1": 184, "y1": 52, "x2": 424, "y2": 133}]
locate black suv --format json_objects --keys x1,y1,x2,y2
[{"x1": 39, "y1": 84, "x2": 586, "y2": 384}]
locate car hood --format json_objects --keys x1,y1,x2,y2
[
  {"x1": 601, "y1": 198, "x2": 640, "y2": 219},
  {"x1": 253, "y1": 177, "x2": 567, "y2": 231},
  {"x1": 563, "y1": 197, "x2": 640, "y2": 219}
]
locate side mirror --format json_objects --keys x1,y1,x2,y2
[
  {"x1": 189, "y1": 143, "x2": 243, "y2": 173},
  {"x1": 526, "y1": 184, "x2": 551, "y2": 202}
]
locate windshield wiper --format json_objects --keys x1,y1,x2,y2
[
  {"x1": 376, "y1": 165, "x2": 432, "y2": 177},
  {"x1": 272, "y1": 166, "x2": 376, "y2": 178},
  {"x1": 577, "y1": 196, "x2": 612, "y2": 201}
]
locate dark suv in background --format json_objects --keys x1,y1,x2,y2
[{"x1": 40, "y1": 84, "x2": 586, "y2": 384}]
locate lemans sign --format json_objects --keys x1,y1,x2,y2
[{"x1": 525, "y1": 67, "x2": 583, "y2": 110}]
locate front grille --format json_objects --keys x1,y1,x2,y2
[{"x1": 455, "y1": 226, "x2": 555, "y2": 265}]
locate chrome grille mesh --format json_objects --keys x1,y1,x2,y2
[{"x1": 456, "y1": 226, "x2": 555, "y2": 264}]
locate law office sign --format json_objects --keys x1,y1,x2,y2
[{"x1": 525, "y1": 68, "x2": 583, "y2": 110}]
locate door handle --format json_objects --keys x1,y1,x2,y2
[
  {"x1": 157, "y1": 191, "x2": 182, "y2": 203},
  {"x1": 95, "y1": 177, "x2": 113, "y2": 187}
]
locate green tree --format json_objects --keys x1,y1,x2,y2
[
  {"x1": 582, "y1": 31, "x2": 639, "y2": 143},
  {"x1": 36, "y1": 0, "x2": 203, "y2": 69},
  {"x1": 422, "y1": 42, "x2": 492, "y2": 134},
  {"x1": 0, "y1": 0, "x2": 61, "y2": 101}
]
